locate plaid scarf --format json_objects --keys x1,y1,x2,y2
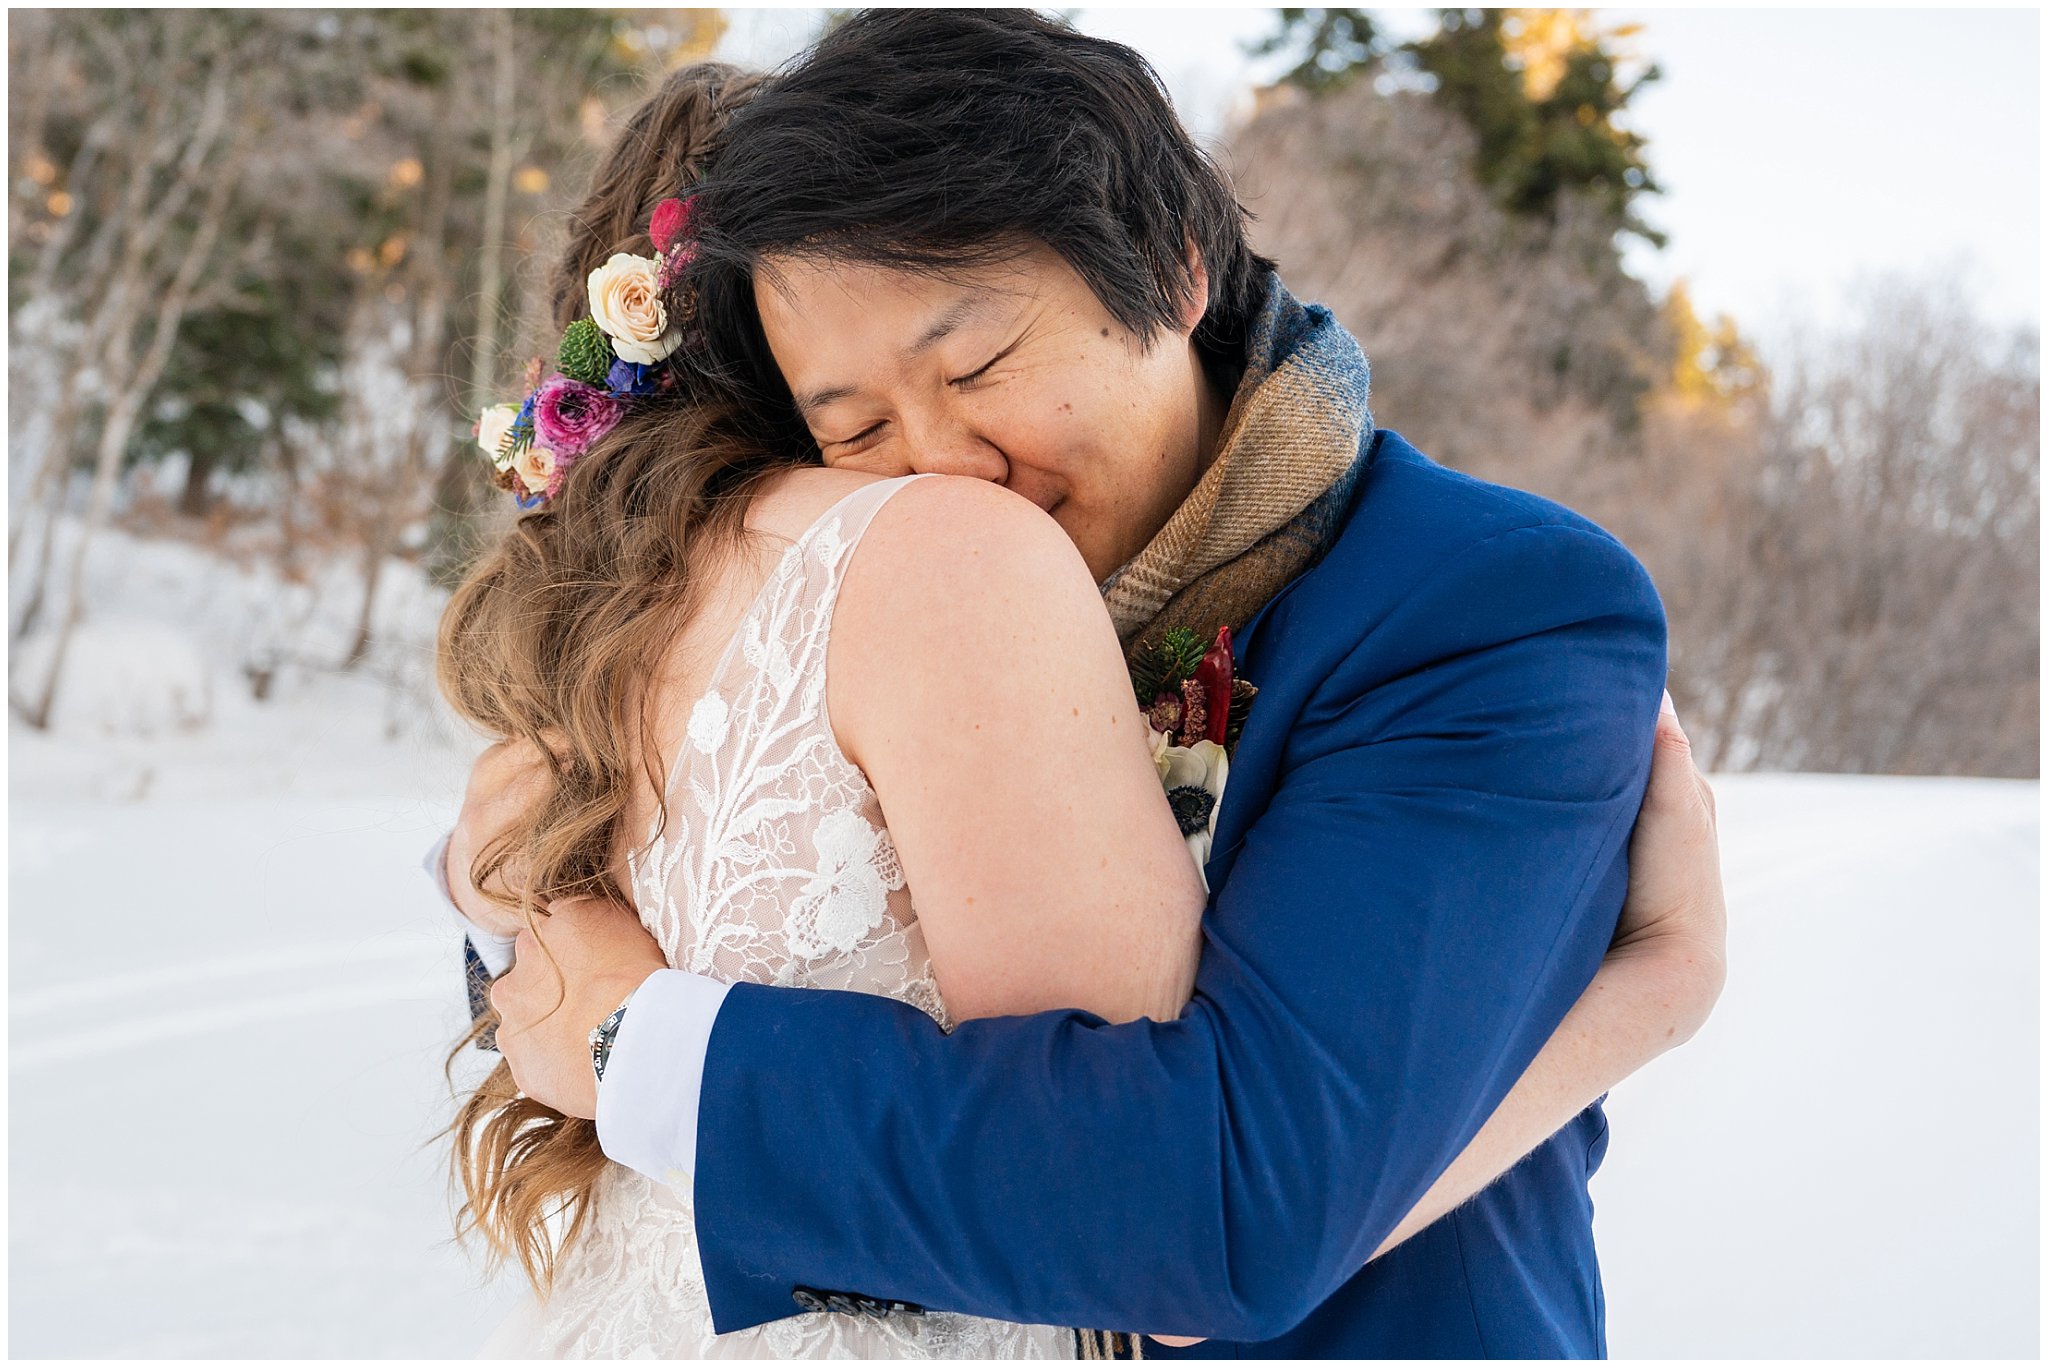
[{"x1": 1100, "y1": 276, "x2": 1374, "y2": 664}]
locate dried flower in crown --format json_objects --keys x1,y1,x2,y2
[{"x1": 649, "y1": 195, "x2": 698, "y2": 292}]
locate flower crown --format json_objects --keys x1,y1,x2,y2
[{"x1": 472, "y1": 195, "x2": 699, "y2": 509}]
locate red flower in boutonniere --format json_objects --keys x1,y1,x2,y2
[{"x1": 1130, "y1": 626, "x2": 1259, "y2": 890}]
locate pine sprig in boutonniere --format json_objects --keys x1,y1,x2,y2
[
  {"x1": 1132, "y1": 625, "x2": 1258, "y2": 890},
  {"x1": 1131, "y1": 625, "x2": 1257, "y2": 753}
]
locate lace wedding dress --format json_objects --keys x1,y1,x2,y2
[{"x1": 481, "y1": 476, "x2": 1069, "y2": 1359}]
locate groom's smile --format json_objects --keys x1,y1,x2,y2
[{"x1": 754, "y1": 244, "x2": 1227, "y2": 581}]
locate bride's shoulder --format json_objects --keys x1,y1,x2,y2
[
  {"x1": 825, "y1": 472, "x2": 1145, "y2": 853},
  {"x1": 849, "y1": 474, "x2": 1095, "y2": 618},
  {"x1": 829, "y1": 474, "x2": 1116, "y2": 751}
]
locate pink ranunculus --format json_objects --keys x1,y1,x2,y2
[{"x1": 532, "y1": 374, "x2": 623, "y2": 457}]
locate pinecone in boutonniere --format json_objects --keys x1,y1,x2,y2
[{"x1": 1131, "y1": 626, "x2": 1257, "y2": 888}]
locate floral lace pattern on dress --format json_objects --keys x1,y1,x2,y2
[{"x1": 491, "y1": 476, "x2": 1065, "y2": 1360}]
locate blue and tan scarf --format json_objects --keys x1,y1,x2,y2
[{"x1": 1100, "y1": 275, "x2": 1374, "y2": 662}]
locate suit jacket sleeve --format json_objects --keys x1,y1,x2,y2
[{"x1": 689, "y1": 520, "x2": 1667, "y2": 1340}]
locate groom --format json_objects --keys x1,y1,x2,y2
[{"x1": 467, "y1": 11, "x2": 1723, "y2": 1358}]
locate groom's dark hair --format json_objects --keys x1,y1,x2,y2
[{"x1": 686, "y1": 8, "x2": 1272, "y2": 449}]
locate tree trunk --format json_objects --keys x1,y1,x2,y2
[
  {"x1": 435, "y1": 14, "x2": 519, "y2": 525},
  {"x1": 24, "y1": 118, "x2": 244, "y2": 729},
  {"x1": 345, "y1": 91, "x2": 457, "y2": 670},
  {"x1": 342, "y1": 530, "x2": 386, "y2": 671},
  {"x1": 467, "y1": 8, "x2": 517, "y2": 418},
  {"x1": 12, "y1": 506, "x2": 64, "y2": 643},
  {"x1": 8, "y1": 76, "x2": 213, "y2": 575},
  {"x1": 9, "y1": 372, "x2": 88, "y2": 572},
  {"x1": 178, "y1": 444, "x2": 220, "y2": 518}
]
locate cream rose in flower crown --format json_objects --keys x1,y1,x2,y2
[
  {"x1": 1130, "y1": 625, "x2": 1257, "y2": 892},
  {"x1": 512, "y1": 443, "x2": 559, "y2": 498},
  {"x1": 587, "y1": 252, "x2": 682, "y2": 365},
  {"x1": 475, "y1": 402, "x2": 521, "y2": 471}
]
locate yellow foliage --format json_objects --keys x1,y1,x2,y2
[
  {"x1": 1501, "y1": 10, "x2": 1587, "y2": 103},
  {"x1": 345, "y1": 247, "x2": 375, "y2": 275},
  {"x1": 388, "y1": 157, "x2": 424, "y2": 190},
  {"x1": 1501, "y1": 9, "x2": 1647, "y2": 104},
  {"x1": 514, "y1": 166, "x2": 550, "y2": 195},
  {"x1": 1664, "y1": 279, "x2": 1765, "y2": 408},
  {"x1": 24, "y1": 152, "x2": 58, "y2": 186},
  {"x1": 378, "y1": 234, "x2": 409, "y2": 268},
  {"x1": 609, "y1": 9, "x2": 727, "y2": 71},
  {"x1": 668, "y1": 9, "x2": 726, "y2": 66},
  {"x1": 45, "y1": 190, "x2": 72, "y2": 218}
]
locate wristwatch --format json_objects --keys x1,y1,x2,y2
[{"x1": 588, "y1": 996, "x2": 634, "y2": 1088}]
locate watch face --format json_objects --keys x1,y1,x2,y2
[{"x1": 590, "y1": 1003, "x2": 629, "y2": 1084}]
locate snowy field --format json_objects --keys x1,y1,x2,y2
[{"x1": 8, "y1": 531, "x2": 2040, "y2": 1358}]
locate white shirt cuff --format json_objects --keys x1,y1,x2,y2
[
  {"x1": 595, "y1": 968, "x2": 733, "y2": 1189},
  {"x1": 423, "y1": 830, "x2": 518, "y2": 978}
]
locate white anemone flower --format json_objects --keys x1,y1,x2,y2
[{"x1": 1147, "y1": 724, "x2": 1230, "y2": 891}]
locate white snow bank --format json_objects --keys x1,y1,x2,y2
[
  {"x1": 7, "y1": 773, "x2": 2036, "y2": 1357},
  {"x1": 9, "y1": 520, "x2": 476, "y2": 803},
  {"x1": 1594, "y1": 773, "x2": 2039, "y2": 1358},
  {"x1": 10, "y1": 620, "x2": 214, "y2": 737}
]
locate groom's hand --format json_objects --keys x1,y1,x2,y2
[
  {"x1": 446, "y1": 739, "x2": 552, "y2": 941},
  {"x1": 490, "y1": 897, "x2": 667, "y2": 1120}
]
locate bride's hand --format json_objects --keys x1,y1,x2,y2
[{"x1": 446, "y1": 738, "x2": 553, "y2": 941}]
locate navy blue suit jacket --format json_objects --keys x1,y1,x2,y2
[{"x1": 689, "y1": 431, "x2": 1666, "y2": 1356}]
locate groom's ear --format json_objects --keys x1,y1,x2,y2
[{"x1": 1177, "y1": 241, "x2": 1211, "y2": 337}]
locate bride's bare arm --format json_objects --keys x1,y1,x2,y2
[{"x1": 830, "y1": 476, "x2": 1206, "y2": 1027}]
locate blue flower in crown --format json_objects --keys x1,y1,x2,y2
[
  {"x1": 510, "y1": 391, "x2": 538, "y2": 447},
  {"x1": 605, "y1": 359, "x2": 665, "y2": 398}
]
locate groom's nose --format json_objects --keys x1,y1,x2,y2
[{"x1": 901, "y1": 412, "x2": 1009, "y2": 486}]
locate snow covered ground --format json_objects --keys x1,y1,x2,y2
[{"x1": 8, "y1": 531, "x2": 2040, "y2": 1358}]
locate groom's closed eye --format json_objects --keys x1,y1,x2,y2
[
  {"x1": 825, "y1": 421, "x2": 889, "y2": 454},
  {"x1": 816, "y1": 339, "x2": 1021, "y2": 452},
  {"x1": 947, "y1": 340, "x2": 1021, "y2": 391}
]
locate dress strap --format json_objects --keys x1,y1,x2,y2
[{"x1": 808, "y1": 473, "x2": 936, "y2": 569}]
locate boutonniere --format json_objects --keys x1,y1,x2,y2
[{"x1": 1130, "y1": 626, "x2": 1257, "y2": 887}]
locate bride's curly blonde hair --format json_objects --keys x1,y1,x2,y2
[{"x1": 436, "y1": 61, "x2": 790, "y2": 1294}]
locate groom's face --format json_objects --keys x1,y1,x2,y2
[{"x1": 754, "y1": 244, "x2": 1218, "y2": 581}]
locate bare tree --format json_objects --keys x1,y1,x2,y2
[
  {"x1": 1226, "y1": 77, "x2": 2037, "y2": 777},
  {"x1": 15, "y1": 14, "x2": 272, "y2": 726},
  {"x1": 1597, "y1": 277, "x2": 2038, "y2": 776}
]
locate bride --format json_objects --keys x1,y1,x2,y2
[
  {"x1": 441, "y1": 63, "x2": 1193, "y2": 1357},
  {"x1": 438, "y1": 61, "x2": 1719, "y2": 1359}
]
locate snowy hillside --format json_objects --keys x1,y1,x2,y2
[{"x1": 8, "y1": 534, "x2": 2039, "y2": 1358}]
